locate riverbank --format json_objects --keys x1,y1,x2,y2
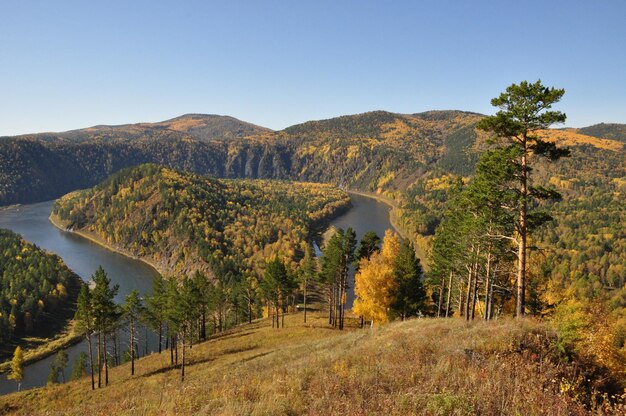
[
  {"x1": 0, "y1": 204, "x2": 20, "y2": 212},
  {"x1": 0, "y1": 321, "x2": 82, "y2": 374},
  {"x1": 49, "y1": 213, "x2": 167, "y2": 276}
]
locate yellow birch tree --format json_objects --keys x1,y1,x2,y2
[{"x1": 353, "y1": 230, "x2": 400, "y2": 325}]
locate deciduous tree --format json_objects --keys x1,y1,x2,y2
[
  {"x1": 353, "y1": 230, "x2": 400, "y2": 326},
  {"x1": 8, "y1": 346, "x2": 24, "y2": 391}
]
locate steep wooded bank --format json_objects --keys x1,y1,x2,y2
[
  {"x1": 1, "y1": 314, "x2": 623, "y2": 415},
  {"x1": 52, "y1": 164, "x2": 350, "y2": 279},
  {"x1": 0, "y1": 230, "x2": 81, "y2": 359}
]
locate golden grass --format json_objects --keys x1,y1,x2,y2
[{"x1": 2, "y1": 311, "x2": 613, "y2": 415}]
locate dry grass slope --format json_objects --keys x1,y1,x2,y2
[{"x1": 3, "y1": 311, "x2": 618, "y2": 416}]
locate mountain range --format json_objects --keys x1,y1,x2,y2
[{"x1": 1, "y1": 111, "x2": 624, "y2": 207}]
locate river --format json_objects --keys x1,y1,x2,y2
[
  {"x1": 0, "y1": 201, "x2": 160, "y2": 394},
  {"x1": 314, "y1": 193, "x2": 399, "y2": 308},
  {"x1": 0, "y1": 193, "x2": 396, "y2": 394}
]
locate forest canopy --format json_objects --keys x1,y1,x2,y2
[
  {"x1": 0, "y1": 229, "x2": 80, "y2": 352},
  {"x1": 52, "y1": 164, "x2": 351, "y2": 280}
]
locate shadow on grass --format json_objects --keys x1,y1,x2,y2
[
  {"x1": 209, "y1": 331, "x2": 256, "y2": 342},
  {"x1": 221, "y1": 345, "x2": 258, "y2": 355},
  {"x1": 239, "y1": 351, "x2": 272, "y2": 363},
  {"x1": 140, "y1": 344, "x2": 259, "y2": 378}
]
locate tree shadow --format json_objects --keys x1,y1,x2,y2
[{"x1": 140, "y1": 344, "x2": 259, "y2": 377}]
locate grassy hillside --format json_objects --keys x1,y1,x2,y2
[
  {"x1": 52, "y1": 164, "x2": 350, "y2": 278},
  {"x1": 1, "y1": 312, "x2": 623, "y2": 415}
]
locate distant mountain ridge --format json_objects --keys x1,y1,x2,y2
[
  {"x1": 0, "y1": 111, "x2": 623, "y2": 206},
  {"x1": 4, "y1": 114, "x2": 271, "y2": 143},
  {"x1": 574, "y1": 122, "x2": 626, "y2": 143}
]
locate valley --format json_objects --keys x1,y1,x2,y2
[
  {"x1": 0, "y1": 187, "x2": 395, "y2": 394},
  {"x1": 0, "y1": 106, "x2": 624, "y2": 413}
]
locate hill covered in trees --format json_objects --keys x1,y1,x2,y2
[
  {"x1": 575, "y1": 123, "x2": 626, "y2": 143},
  {"x1": 1, "y1": 111, "x2": 622, "y2": 207},
  {"x1": 0, "y1": 229, "x2": 80, "y2": 358},
  {"x1": 52, "y1": 164, "x2": 350, "y2": 279},
  {"x1": 0, "y1": 111, "x2": 478, "y2": 205}
]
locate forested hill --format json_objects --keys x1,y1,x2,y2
[
  {"x1": 1, "y1": 110, "x2": 623, "y2": 206},
  {"x1": 574, "y1": 123, "x2": 626, "y2": 143},
  {"x1": 0, "y1": 229, "x2": 80, "y2": 357},
  {"x1": 7, "y1": 113, "x2": 272, "y2": 143},
  {"x1": 52, "y1": 164, "x2": 350, "y2": 278}
]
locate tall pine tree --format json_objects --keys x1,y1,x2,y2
[{"x1": 477, "y1": 80, "x2": 568, "y2": 317}]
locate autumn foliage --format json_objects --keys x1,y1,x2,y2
[{"x1": 353, "y1": 230, "x2": 400, "y2": 325}]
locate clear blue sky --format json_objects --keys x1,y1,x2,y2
[{"x1": 1, "y1": 0, "x2": 625, "y2": 135}]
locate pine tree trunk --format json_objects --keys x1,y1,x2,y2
[
  {"x1": 517, "y1": 143, "x2": 528, "y2": 318},
  {"x1": 339, "y1": 276, "x2": 344, "y2": 330},
  {"x1": 464, "y1": 263, "x2": 473, "y2": 320},
  {"x1": 437, "y1": 279, "x2": 445, "y2": 317},
  {"x1": 201, "y1": 310, "x2": 206, "y2": 341},
  {"x1": 170, "y1": 336, "x2": 174, "y2": 365},
  {"x1": 488, "y1": 280, "x2": 495, "y2": 320},
  {"x1": 332, "y1": 282, "x2": 337, "y2": 327},
  {"x1": 181, "y1": 329, "x2": 186, "y2": 382},
  {"x1": 303, "y1": 279, "x2": 307, "y2": 323},
  {"x1": 483, "y1": 252, "x2": 492, "y2": 320},
  {"x1": 113, "y1": 330, "x2": 119, "y2": 366},
  {"x1": 104, "y1": 333, "x2": 109, "y2": 386},
  {"x1": 130, "y1": 318, "x2": 135, "y2": 376},
  {"x1": 328, "y1": 287, "x2": 333, "y2": 325},
  {"x1": 97, "y1": 332, "x2": 102, "y2": 388},
  {"x1": 445, "y1": 272, "x2": 453, "y2": 318},
  {"x1": 457, "y1": 279, "x2": 464, "y2": 316},
  {"x1": 471, "y1": 261, "x2": 479, "y2": 320},
  {"x1": 86, "y1": 333, "x2": 95, "y2": 390}
]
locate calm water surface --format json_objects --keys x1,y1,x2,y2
[{"x1": 0, "y1": 193, "x2": 395, "y2": 394}]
